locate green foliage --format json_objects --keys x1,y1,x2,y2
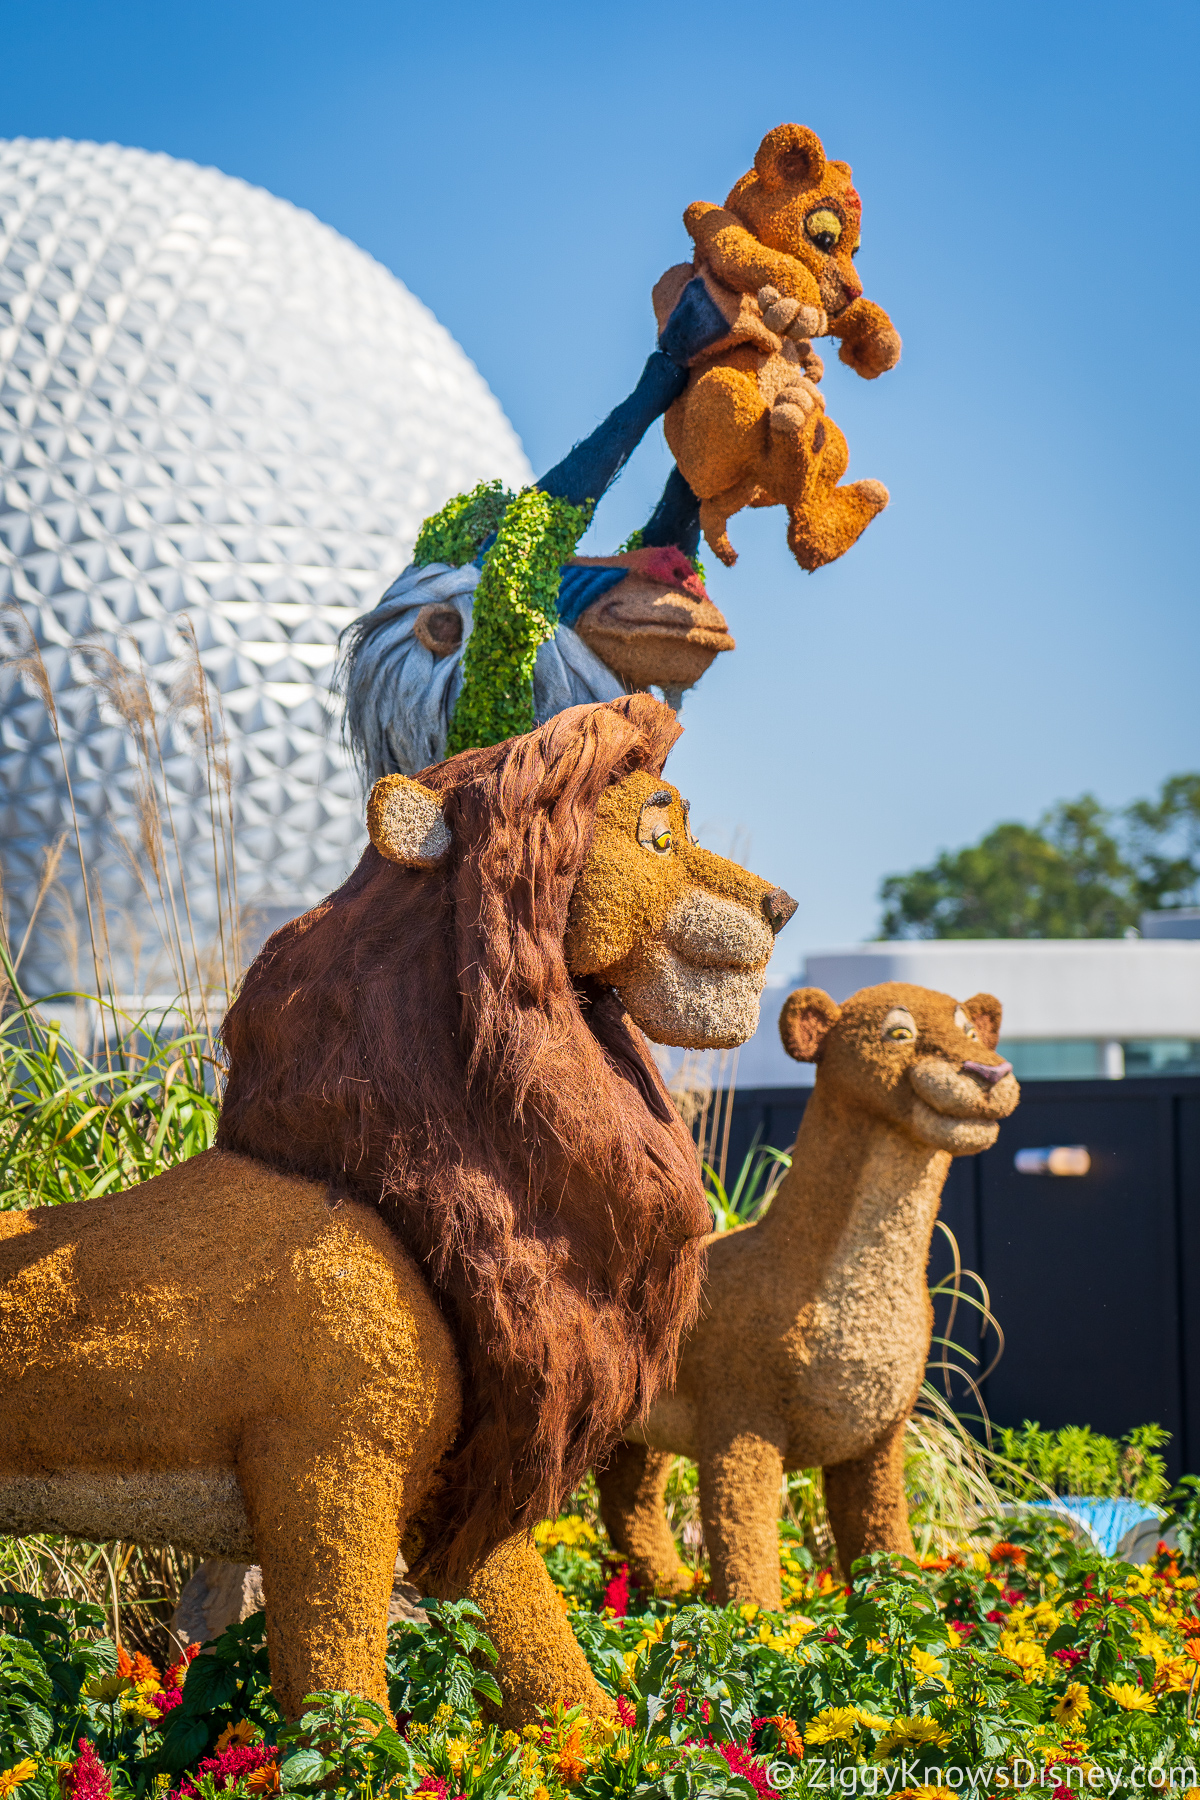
[
  {"x1": 447, "y1": 488, "x2": 592, "y2": 753},
  {"x1": 994, "y1": 1421, "x2": 1171, "y2": 1504},
  {"x1": 157, "y1": 1611, "x2": 278, "y2": 1771},
  {"x1": 878, "y1": 772, "x2": 1200, "y2": 938},
  {"x1": 385, "y1": 1597, "x2": 503, "y2": 1723},
  {"x1": 277, "y1": 1691, "x2": 421, "y2": 1793},
  {"x1": 0, "y1": 1595, "x2": 114, "y2": 1763},
  {"x1": 0, "y1": 946, "x2": 219, "y2": 1210},
  {"x1": 702, "y1": 1137, "x2": 790, "y2": 1232},
  {"x1": 412, "y1": 480, "x2": 516, "y2": 570}
]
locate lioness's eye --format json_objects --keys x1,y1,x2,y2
[
  {"x1": 884, "y1": 1024, "x2": 914, "y2": 1041},
  {"x1": 805, "y1": 207, "x2": 842, "y2": 252},
  {"x1": 880, "y1": 1007, "x2": 917, "y2": 1042},
  {"x1": 954, "y1": 1006, "x2": 978, "y2": 1040},
  {"x1": 653, "y1": 830, "x2": 672, "y2": 852}
]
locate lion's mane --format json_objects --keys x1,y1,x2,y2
[{"x1": 217, "y1": 695, "x2": 711, "y2": 1582}]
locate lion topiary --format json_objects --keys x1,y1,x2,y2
[
  {"x1": 653, "y1": 123, "x2": 901, "y2": 571},
  {"x1": 597, "y1": 983, "x2": 1018, "y2": 1605},
  {"x1": 0, "y1": 695, "x2": 797, "y2": 1721}
]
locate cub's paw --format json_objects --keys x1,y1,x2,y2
[
  {"x1": 757, "y1": 286, "x2": 827, "y2": 341},
  {"x1": 769, "y1": 378, "x2": 825, "y2": 439}
]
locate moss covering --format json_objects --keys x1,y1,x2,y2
[
  {"x1": 412, "y1": 481, "x2": 515, "y2": 571},
  {"x1": 445, "y1": 488, "x2": 591, "y2": 754}
]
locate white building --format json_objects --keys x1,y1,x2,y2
[
  {"x1": 737, "y1": 919, "x2": 1200, "y2": 1086},
  {"x1": 0, "y1": 138, "x2": 530, "y2": 997}
]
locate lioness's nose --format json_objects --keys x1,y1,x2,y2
[
  {"x1": 963, "y1": 1059, "x2": 1012, "y2": 1087},
  {"x1": 763, "y1": 887, "x2": 798, "y2": 933}
]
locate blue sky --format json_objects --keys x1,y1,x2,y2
[{"x1": 4, "y1": 0, "x2": 1197, "y2": 962}]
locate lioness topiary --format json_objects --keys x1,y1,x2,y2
[{"x1": 0, "y1": 696, "x2": 796, "y2": 1721}]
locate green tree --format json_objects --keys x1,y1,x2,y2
[
  {"x1": 1124, "y1": 772, "x2": 1200, "y2": 910},
  {"x1": 879, "y1": 774, "x2": 1200, "y2": 939}
]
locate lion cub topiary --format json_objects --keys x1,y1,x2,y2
[{"x1": 654, "y1": 123, "x2": 901, "y2": 571}]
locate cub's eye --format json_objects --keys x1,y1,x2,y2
[
  {"x1": 805, "y1": 207, "x2": 843, "y2": 253},
  {"x1": 652, "y1": 830, "x2": 672, "y2": 852},
  {"x1": 880, "y1": 1006, "x2": 917, "y2": 1043},
  {"x1": 954, "y1": 1005, "x2": 978, "y2": 1041}
]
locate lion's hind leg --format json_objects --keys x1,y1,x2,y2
[{"x1": 699, "y1": 476, "x2": 765, "y2": 569}]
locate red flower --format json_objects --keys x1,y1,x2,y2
[
  {"x1": 673, "y1": 1694, "x2": 687, "y2": 1716},
  {"x1": 1053, "y1": 1648, "x2": 1084, "y2": 1668},
  {"x1": 165, "y1": 1643, "x2": 201, "y2": 1691},
  {"x1": 821, "y1": 1626, "x2": 839, "y2": 1642},
  {"x1": 692, "y1": 1739, "x2": 772, "y2": 1800},
  {"x1": 150, "y1": 1689, "x2": 183, "y2": 1717},
  {"x1": 986, "y1": 1609, "x2": 1006, "y2": 1623},
  {"x1": 180, "y1": 1745, "x2": 278, "y2": 1797},
  {"x1": 416, "y1": 1779, "x2": 448, "y2": 1800},
  {"x1": 616, "y1": 1695, "x2": 636, "y2": 1728},
  {"x1": 60, "y1": 1739, "x2": 113, "y2": 1800},
  {"x1": 603, "y1": 1563, "x2": 630, "y2": 1618}
]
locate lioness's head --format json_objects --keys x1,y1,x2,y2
[
  {"x1": 368, "y1": 766, "x2": 796, "y2": 1050},
  {"x1": 780, "y1": 980, "x2": 1020, "y2": 1154}
]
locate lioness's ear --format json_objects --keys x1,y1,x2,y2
[
  {"x1": 964, "y1": 993, "x2": 1002, "y2": 1052},
  {"x1": 779, "y1": 987, "x2": 841, "y2": 1062},
  {"x1": 367, "y1": 774, "x2": 451, "y2": 868},
  {"x1": 755, "y1": 124, "x2": 826, "y2": 194}
]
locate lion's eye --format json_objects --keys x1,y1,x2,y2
[
  {"x1": 954, "y1": 1005, "x2": 978, "y2": 1040},
  {"x1": 805, "y1": 208, "x2": 842, "y2": 253},
  {"x1": 652, "y1": 830, "x2": 672, "y2": 852},
  {"x1": 880, "y1": 1007, "x2": 917, "y2": 1043}
]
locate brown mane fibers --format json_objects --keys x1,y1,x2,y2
[{"x1": 217, "y1": 694, "x2": 712, "y2": 1585}]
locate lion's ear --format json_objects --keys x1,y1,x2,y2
[
  {"x1": 367, "y1": 774, "x2": 451, "y2": 868},
  {"x1": 779, "y1": 987, "x2": 841, "y2": 1062},
  {"x1": 755, "y1": 124, "x2": 826, "y2": 194},
  {"x1": 964, "y1": 993, "x2": 1003, "y2": 1052}
]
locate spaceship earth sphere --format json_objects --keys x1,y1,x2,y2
[{"x1": 0, "y1": 137, "x2": 531, "y2": 998}]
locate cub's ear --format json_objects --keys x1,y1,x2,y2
[
  {"x1": 755, "y1": 124, "x2": 826, "y2": 194},
  {"x1": 367, "y1": 774, "x2": 451, "y2": 868},
  {"x1": 964, "y1": 993, "x2": 1003, "y2": 1051},
  {"x1": 779, "y1": 987, "x2": 841, "y2": 1062}
]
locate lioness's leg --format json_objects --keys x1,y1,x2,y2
[
  {"x1": 698, "y1": 1424, "x2": 785, "y2": 1610},
  {"x1": 823, "y1": 1413, "x2": 914, "y2": 1572},
  {"x1": 238, "y1": 1428, "x2": 404, "y2": 1717},
  {"x1": 432, "y1": 1535, "x2": 614, "y2": 1726},
  {"x1": 596, "y1": 1442, "x2": 692, "y2": 1597}
]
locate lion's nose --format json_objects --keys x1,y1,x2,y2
[
  {"x1": 963, "y1": 1059, "x2": 1012, "y2": 1087},
  {"x1": 763, "y1": 887, "x2": 798, "y2": 933}
]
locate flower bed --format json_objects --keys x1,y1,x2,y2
[{"x1": 3, "y1": 1512, "x2": 1200, "y2": 1800}]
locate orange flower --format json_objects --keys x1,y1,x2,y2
[
  {"x1": 766, "y1": 1716, "x2": 805, "y2": 1758},
  {"x1": 214, "y1": 1721, "x2": 259, "y2": 1753},
  {"x1": 920, "y1": 1557, "x2": 950, "y2": 1573},
  {"x1": 245, "y1": 1765, "x2": 280, "y2": 1795},
  {"x1": 990, "y1": 1542, "x2": 1028, "y2": 1568},
  {"x1": 116, "y1": 1646, "x2": 133, "y2": 1677},
  {"x1": 131, "y1": 1653, "x2": 160, "y2": 1688},
  {"x1": 555, "y1": 1726, "x2": 588, "y2": 1784}
]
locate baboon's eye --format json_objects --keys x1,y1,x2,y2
[{"x1": 805, "y1": 207, "x2": 843, "y2": 253}]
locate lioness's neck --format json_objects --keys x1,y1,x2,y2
[{"x1": 758, "y1": 1083, "x2": 950, "y2": 1286}]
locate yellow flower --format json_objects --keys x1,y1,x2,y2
[
  {"x1": 121, "y1": 1692, "x2": 164, "y2": 1720},
  {"x1": 1125, "y1": 1573, "x2": 1153, "y2": 1595},
  {"x1": 533, "y1": 1787, "x2": 550, "y2": 1800},
  {"x1": 804, "y1": 1707, "x2": 861, "y2": 1745},
  {"x1": 0, "y1": 1761, "x2": 37, "y2": 1798},
  {"x1": 445, "y1": 1737, "x2": 472, "y2": 1775},
  {"x1": 874, "y1": 1716, "x2": 951, "y2": 1757},
  {"x1": 855, "y1": 1709, "x2": 890, "y2": 1732},
  {"x1": 740, "y1": 1603, "x2": 760, "y2": 1622},
  {"x1": 910, "y1": 1648, "x2": 945, "y2": 1681},
  {"x1": 1104, "y1": 1681, "x2": 1156, "y2": 1714},
  {"x1": 1052, "y1": 1683, "x2": 1091, "y2": 1726},
  {"x1": 971, "y1": 1552, "x2": 991, "y2": 1574},
  {"x1": 533, "y1": 1516, "x2": 598, "y2": 1551},
  {"x1": 998, "y1": 1635, "x2": 1048, "y2": 1684}
]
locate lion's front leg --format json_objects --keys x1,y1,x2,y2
[{"x1": 433, "y1": 1534, "x2": 614, "y2": 1727}]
